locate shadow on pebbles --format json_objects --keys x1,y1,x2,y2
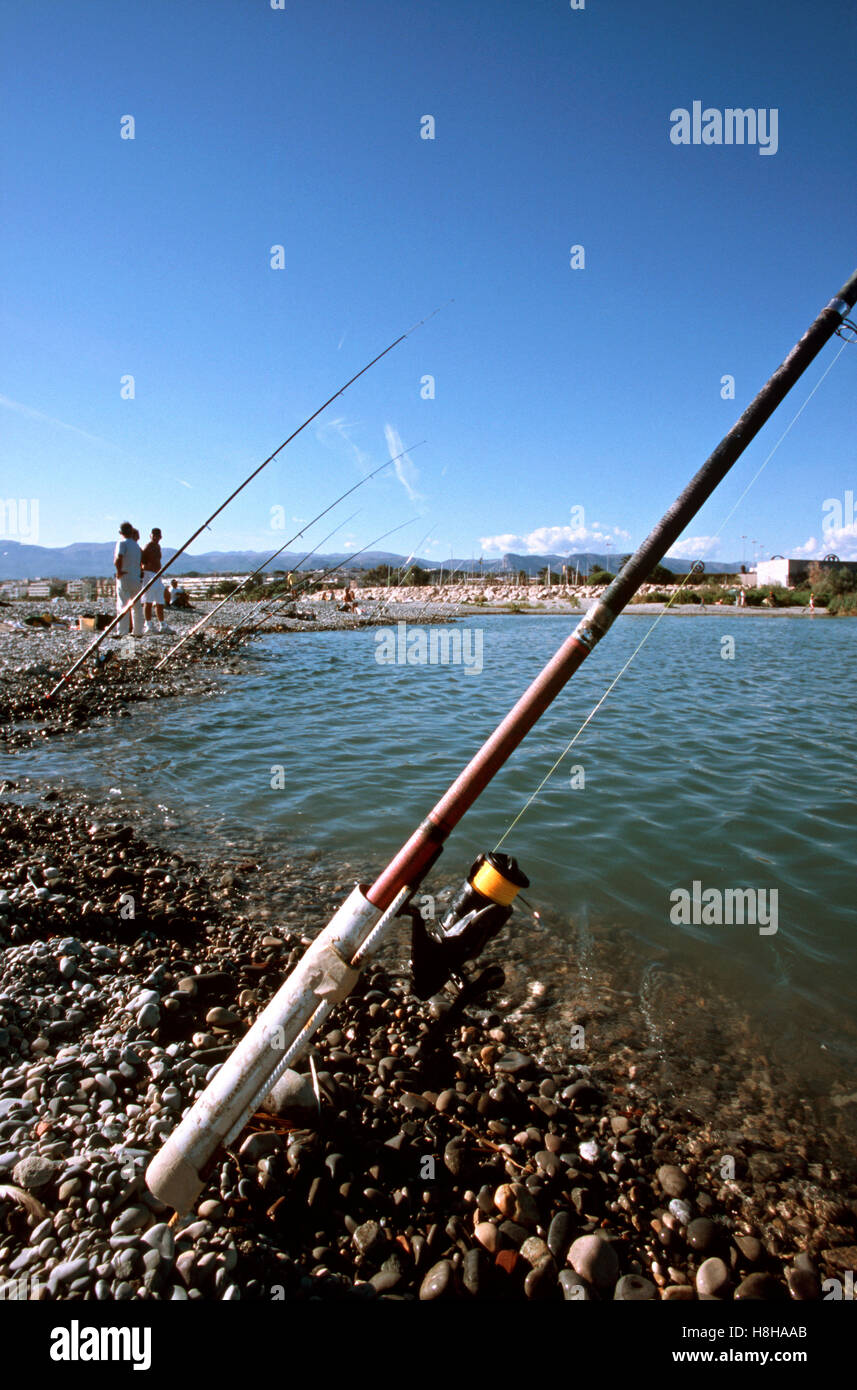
[{"x1": 0, "y1": 790, "x2": 855, "y2": 1302}]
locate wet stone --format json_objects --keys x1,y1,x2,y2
[
  {"x1": 462, "y1": 1247, "x2": 484, "y2": 1296},
  {"x1": 419, "y1": 1259, "x2": 454, "y2": 1301},
  {"x1": 734, "y1": 1235, "x2": 763, "y2": 1266},
  {"x1": 735, "y1": 1272, "x2": 787, "y2": 1300},
  {"x1": 499, "y1": 1220, "x2": 531, "y2": 1249},
  {"x1": 614, "y1": 1274, "x2": 658, "y2": 1301},
  {"x1": 520, "y1": 1236, "x2": 551, "y2": 1267},
  {"x1": 443, "y1": 1138, "x2": 469, "y2": 1177},
  {"x1": 494, "y1": 1182, "x2": 539, "y2": 1228},
  {"x1": 136, "y1": 1003, "x2": 160, "y2": 1031},
  {"x1": 656, "y1": 1164, "x2": 689, "y2": 1198},
  {"x1": 534, "y1": 1150, "x2": 560, "y2": 1178},
  {"x1": 547, "y1": 1210, "x2": 573, "y2": 1262},
  {"x1": 787, "y1": 1267, "x2": 821, "y2": 1300},
  {"x1": 238, "y1": 1132, "x2": 280, "y2": 1163},
  {"x1": 353, "y1": 1221, "x2": 384, "y2": 1259},
  {"x1": 687, "y1": 1217, "x2": 718, "y2": 1252},
  {"x1": 568, "y1": 1235, "x2": 619, "y2": 1290},
  {"x1": 475, "y1": 1222, "x2": 499, "y2": 1253},
  {"x1": 48, "y1": 1258, "x2": 91, "y2": 1294},
  {"x1": 696, "y1": 1257, "x2": 731, "y2": 1298},
  {"x1": 494, "y1": 1050, "x2": 533, "y2": 1075},
  {"x1": 525, "y1": 1256, "x2": 557, "y2": 1300},
  {"x1": 559, "y1": 1269, "x2": 590, "y2": 1301},
  {"x1": 141, "y1": 1223, "x2": 175, "y2": 1262},
  {"x1": 205, "y1": 1007, "x2": 242, "y2": 1031},
  {"x1": 111, "y1": 1205, "x2": 150, "y2": 1235},
  {"x1": 264, "y1": 1069, "x2": 316, "y2": 1117},
  {"x1": 561, "y1": 1079, "x2": 604, "y2": 1110}
]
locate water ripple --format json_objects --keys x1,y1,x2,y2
[{"x1": 3, "y1": 614, "x2": 856, "y2": 1072}]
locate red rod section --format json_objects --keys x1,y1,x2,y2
[
  {"x1": 367, "y1": 268, "x2": 857, "y2": 912},
  {"x1": 368, "y1": 631, "x2": 590, "y2": 908}
]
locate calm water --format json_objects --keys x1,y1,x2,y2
[{"x1": 5, "y1": 613, "x2": 857, "y2": 1081}]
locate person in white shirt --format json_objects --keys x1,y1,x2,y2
[
  {"x1": 166, "y1": 578, "x2": 189, "y2": 608},
  {"x1": 113, "y1": 522, "x2": 143, "y2": 636}
]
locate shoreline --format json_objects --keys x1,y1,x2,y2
[
  {"x1": 1, "y1": 602, "x2": 855, "y2": 1301},
  {"x1": 0, "y1": 785, "x2": 855, "y2": 1301}
]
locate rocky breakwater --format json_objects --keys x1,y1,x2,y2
[
  {"x1": 359, "y1": 583, "x2": 590, "y2": 609},
  {"x1": 0, "y1": 794, "x2": 855, "y2": 1302}
]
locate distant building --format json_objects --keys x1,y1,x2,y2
[
  {"x1": 67, "y1": 579, "x2": 97, "y2": 600},
  {"x1": 756, "y1": 557, "x2": 857, "y2": 589},
  {"x1": 27, "y1": 581, "x2": 51, "y2": 598}
]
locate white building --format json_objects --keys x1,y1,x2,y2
[{"x1": 756, "y1": 557, "x2": 857, "y2": 589}]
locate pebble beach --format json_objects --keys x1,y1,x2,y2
[{"x1": 0, "y1": 598, "x2": 855, "y2": 1303}]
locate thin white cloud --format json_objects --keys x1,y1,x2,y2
[
  {"x1": 316, "y1": 416, "x2": 372, "y2": 471},
  {"x1": 0, "y1": 393, "x2": 110, "y2": 447},
  {"x1": 479, "y1": 523, "x2": 632, "y2": 555},
  {"x1": 384, "y1": 423, "x2": 424, "y2": 503}
]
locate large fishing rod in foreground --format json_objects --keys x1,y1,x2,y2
[
  {"x1": 147, "y1": 268, "x2": 857, "y2": 1213},
  {"x1": 45, "y1": 312, "x2": 440, "y2": 700},
  {"x1": 153, "y1": 441, "x2": 424, "y2": 670}
]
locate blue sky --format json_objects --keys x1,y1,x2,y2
[{"x1": 1, "y1": 0, "x2": 855, "y2": 568}]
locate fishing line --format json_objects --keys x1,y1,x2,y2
[
  {"x1": 154, "y1": 441, "x2": 424, "y2": 668},
  {"x1": 494, "y1": 338, "x2": 850, "y2": 852},
  {"x1": 225, "y1": 516, "x2": 420, "y2": 645},
  {"x1": 46, "y1": 306, "x2": 447, "y2": 698},
  {"x1": 372, "y1": 523, "x2": 437, "y2": 623}
]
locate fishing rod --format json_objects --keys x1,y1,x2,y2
[
  {"x1": 222, "y1": 517, "x2": 420, "y2": 648},
  {"x1": 370, "y1": 524, "x2": 437, "y2": 623},
  {"x1": 153, "y1": 443, "x2": 424, "y2": 670},
  {"x1": 169, "y1": 508, "x2": 363, "y2": 661},
  {"x1": 146, "y1": 268, "x2": 857, "y2": 1213},
  {"x1": 45, "y1": 311, "x2": 443, "y2": 701},
  {"x1": 213, "y1": 510, "x2": 367, "y2": 647}
]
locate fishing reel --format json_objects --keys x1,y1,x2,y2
[{"x1": 408, "y1": 852, "x2": 530, "y2": 1003}]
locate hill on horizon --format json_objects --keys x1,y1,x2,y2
[{"x1": 0, "y1": 538, "x2": 745, "y2": 581}]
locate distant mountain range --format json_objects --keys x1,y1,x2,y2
[{"x1": 0, "y1": 539, "x2": 744, "y2": 581}]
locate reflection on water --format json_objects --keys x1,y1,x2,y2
[{"x1": 5, "y1": 613, "x2": 857, "y2": 1106}]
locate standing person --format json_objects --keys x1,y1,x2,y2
[
  {"x1": 141, "y1": 528, "x2": 170, "y2": 633},
  {"x1": 113, "y1": 522, "x2": 143, "y2": 637}
]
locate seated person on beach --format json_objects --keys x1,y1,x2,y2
[{"x1": 167, "y1": 579, "x2": 190, "y2": 609}]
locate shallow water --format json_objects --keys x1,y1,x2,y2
[{"x1": 5, "y1": 612, "x2": 857, "y2": 1102}]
